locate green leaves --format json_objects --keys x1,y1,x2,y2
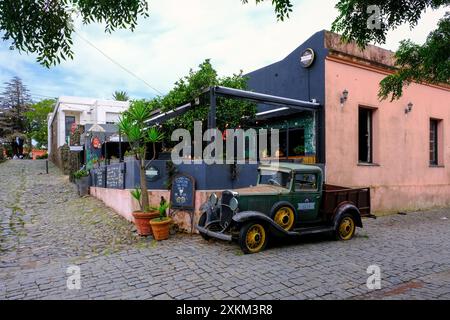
[
  {"x1": 146, "y1": 127, "x2": 164, "y2": 144},
  {"x1": 0, "y1": 0, "x2": 148, "y2": 67},
  {"x1": 331, "y1": 0, "x2": 447, "y2": 47},
  {"x1": 112, "y1": 90, "x2": 129, "y2": 101},
  {"x1": 130, "y1": 188, "x2": 142, "y2": 202},
  {"x1": 378, "y1": 13, "x2": 450, "y2": 100},
  {"x1": 242, "y1": 0, "x2": 293, "y2": 21},
  {"x1": 1, "y1": 1, "x2": 294, "y2": 67},
  {"x1": 117, "y1": 99, "x2": 162, "y2": 160},
  {"x1": 157, "y1": 59, "x2": 256, "y2": 137},
  {"x1": 331, "y1": 0, "x2": 449, "y2": 100},
  {"x1": 130, "y1": 188, "x2": 142, "y2": 211},
  {"x1": 24, "y1": 99, "x2": 55, "y2": 148},
  {"x1": 126, "y1": 100, "x2": 152, "y2": 124}
]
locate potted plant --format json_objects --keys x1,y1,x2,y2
[
  {"x1": 118, "y1": 100, "x2": 164, "y2": 236},
  {"x1": 74, "y1": 169, "x2": 90, "y2": 196},
  {"x1": 150, "y1": 200, "x2": 171, "y2": 240},
  {"x1": 130, "y1": 188, "x2": 159, "y2": 236},
  {"x1": 293, "y1": 145, "x2": 305, "y2": 155}
]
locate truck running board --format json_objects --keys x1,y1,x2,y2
[
  {"x1": 196, "y1": 225, "x2": 233, "y2": 241},
  {"x1": 295, "y1": 226, "x2": 335, "y2": 236}
]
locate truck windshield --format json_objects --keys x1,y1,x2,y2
[{"x1": 258, "y1": 170, "x2": 291, "y2": 189}]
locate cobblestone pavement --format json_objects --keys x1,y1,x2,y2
[{"x1": 1, "y1": 160, "x2": 449, "y2": 300}]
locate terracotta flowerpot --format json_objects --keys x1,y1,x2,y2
[
  {"x1": 150, "y1": 217, "x2": 172, "y2": 241},
  {"x1": 132, "y1": 211, "x2": 159, "y2": 236}
]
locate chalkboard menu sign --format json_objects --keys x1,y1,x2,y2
[
  {"x1": 94, "y1": 167, "x2": 106, "y2": 188},
  {"x1": 106, "y1": 163, "x2": 126, "y2": 189},
  {"x1": 170, "y1": 174, "x2": 195, "y2": 209}
]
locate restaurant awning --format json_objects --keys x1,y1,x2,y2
[{"x1": 144, "y1": 86, "x2": 320, "y2": 127}]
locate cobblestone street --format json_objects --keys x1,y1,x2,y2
[{"x1": 1, "y1": 160, "x2": 449, "y2": 300}]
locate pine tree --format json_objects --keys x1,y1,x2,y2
[{"x1": 0, "y1": 77, "x2": 33, "y2": 157}]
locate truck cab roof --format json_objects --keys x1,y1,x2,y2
[{"x1": 259, "y1": 163, "x2": 323, "y2": 175}]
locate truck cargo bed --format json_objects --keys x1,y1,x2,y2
[{"x1": 321, "y1": 184, "x2": 371, "y2": 217}]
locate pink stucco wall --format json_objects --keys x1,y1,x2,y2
[
  {"x1": 90, "y1": 187, "x2": 221, "y2": 232},
  {"x1": 325, "y1": 57, "x2": 450, "y2": 213}
]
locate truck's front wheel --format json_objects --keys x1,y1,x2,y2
[
  {"x1": 239, "y1": 222, "x2": 268, "y2": 254},
  {"x1": 335, "y1": 213, "x2": 356, "y2": 240},
  {"x1": 198, "y1": 213, "x2": 210, "y2": 241}
]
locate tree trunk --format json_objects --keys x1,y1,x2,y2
[{"x1": 140, "y1": 157, "x2": 150, "y2": 212}]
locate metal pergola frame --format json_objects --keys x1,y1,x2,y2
[
  {"x1": 144, "y1": 86, "x2": 324, "y2": 162},
  {"x1": 145, "y1": 86, "x2": 320, "y2": 125}
]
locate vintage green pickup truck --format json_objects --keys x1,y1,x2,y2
[{"x1": 196, "y1": 163, "x2": 373, "y2": 254}]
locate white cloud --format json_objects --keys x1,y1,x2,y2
[{"x1": 0, "y1": 0, "x2": 447, "y2": 101}]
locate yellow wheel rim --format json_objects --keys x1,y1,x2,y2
[
  {"x1": 245, "y1": 224, "x2": 266, "y2": 253},
  {"x1": 339, "y1": 217, "x2": 355, "y2": 240},
  {"x1": 274, "y1": 207, "x2": 295, "y2": 231}
]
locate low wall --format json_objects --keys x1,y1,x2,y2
[
  {"x1": 90, "y1": 187, "x2": 221, "y2": 233},
  {"x1": 371, "y1": 184, "x2": 450, "y2": 215}
]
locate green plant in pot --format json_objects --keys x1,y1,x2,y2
[
  {"x1": 118, "y1": 100, "x2": 164, "y2": 236},
  {"x1": 150, "y1": 198, "x2": 171, "y2": 241},
  {"x1": 73, "y1": 169, "x2": 90, "y2": 196},
  {"x1": 293, "y1": 145, "x2": 305, "y2": 156}
]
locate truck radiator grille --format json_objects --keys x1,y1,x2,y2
[{"x1": 220, "y1": 191, "x2": 234, "y2": 228}]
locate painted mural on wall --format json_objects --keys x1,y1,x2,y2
[{"x1": 85, "y1": 134, "x2": 103, "y2": 170}]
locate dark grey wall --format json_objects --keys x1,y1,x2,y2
[
  {"x1": 245, "y1": 30, "x2": 327, "y2": 162},
  {"x1": 111, "y1": 160, "x2": 258, "y2": 191},
  {"x1": 246, "y1": 30, "x2": 327, "y2": 105}
]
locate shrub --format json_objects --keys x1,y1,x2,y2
[
  {"x1": 73, "y1": 169, "x2": 89, "y2": 179},
  {"x1": 36, "y1": 153, "x2": 48, "y2": 159}
]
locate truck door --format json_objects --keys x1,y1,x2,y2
[{"x1": 292, "y1": 172, "x2": 321, "y2": 223}]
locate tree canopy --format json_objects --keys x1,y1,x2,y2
[
  {"x1": 25, "y1": 99, "x2": 55, "y2": 148},
  {"x1": 0, "y1": 76, "x2": 32, "y2": 137},
  {"x1": 153, "y1": 59, "x2": 256, "y2": 138},
  {"x1": 0, "y1": 0, "x2": 292, "y2": 67},
  {"x1": 331, "y1": 0, "x2": 450, "y2": 100}
]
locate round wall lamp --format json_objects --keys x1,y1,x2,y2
[
  {"x1": 340, "y1": 89, "x2": 349, "y2": 106},
  {"x1": 405, "y1": 102, "x2": 413, "y2": 114}
]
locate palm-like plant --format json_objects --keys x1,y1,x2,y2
[
  {"x1": 118, "y1": 100, "x2": 164, "y2": 211},
  {"x1": 113, "y1": 90, "x2": 129, "y2": 101}
]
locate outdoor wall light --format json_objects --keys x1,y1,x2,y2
[
  {"x1": 340, "y1": 89, "x2": 349, "y2": 105},
  {"x1": 405, "y1": 102, "x2": 413, "y2": 114}
]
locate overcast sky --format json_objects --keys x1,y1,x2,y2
[{"x1": 0, "y1": 0, "x2": 447, "y2": 101}]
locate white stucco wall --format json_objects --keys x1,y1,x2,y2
[{"x1": 47, "y1": 96, "x2": 129, "y2": 154}]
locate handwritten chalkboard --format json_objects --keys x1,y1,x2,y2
[
  {"x1": 106, "y1": 163, "x2": 126, "y2": 189},
  {"x1": 94, "y1": 167, "x2": 106, "y2": 188},
  {"x1": 170, "y1": 174, "x2": 195, "y2": 209}
]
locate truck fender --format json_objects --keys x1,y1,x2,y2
[
  {"x1": 232, "y1": 211, "x2": 299, "y2": 237},
  {"x1": 332, "y1": 203, "x2": 363, "y2": 228},
  {"x1": 198, "y1": 202, "x2": 219, "y2": 226}
]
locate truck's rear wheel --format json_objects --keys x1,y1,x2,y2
[
  {"x1": 239, "y1": 222, "x2": 268, "y2": 254},
  {"x1": 335, "y1": 213, "x2": 356, "y2": 240}
]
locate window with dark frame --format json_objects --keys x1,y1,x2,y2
[
  {"x1": 358, "y1": 107, "x2": 373, "y2": 163},
  {"x1": 430, "y1": 119, "x2": 439, "y2": 165},
  {"x1": 65, "y1": 115, "x2": 76, "y2": 142}
]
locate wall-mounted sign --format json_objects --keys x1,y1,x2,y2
[
  {"x1": 91, "y1": 136, "x2": 102, "y2": 149},
  {"x1": 145, "y1": 166, "x2": 160, "y2": 182},
  {"x1": 106, "y1": 163, "x2": 126, "y2": 189},
  {"x1": 170, "y1": 174, "x2": 195, "y2": 209},
  {"x1": 70, "y1": 146, "x2": 84, "y2": 152},
  {"x1": 300, "y1": 48, "x2": 315, "y2": 68}
]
